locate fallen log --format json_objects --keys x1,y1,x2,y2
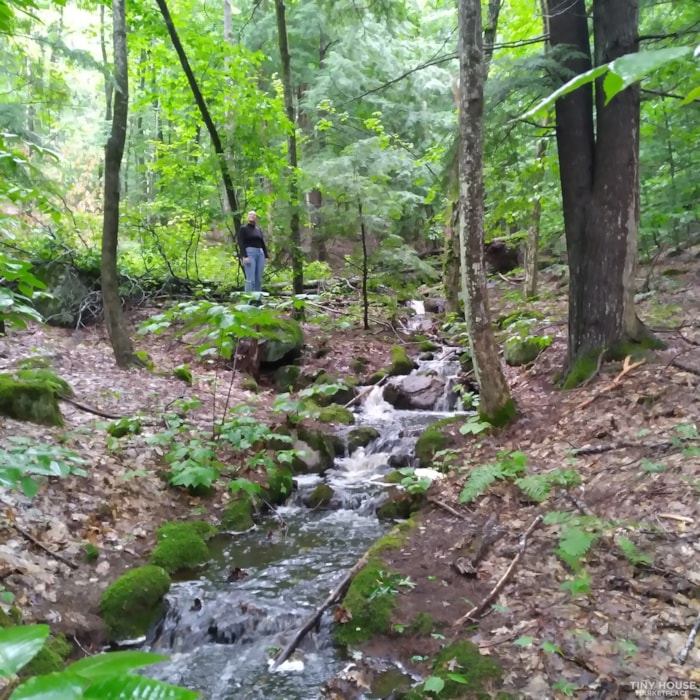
[{"x1": 269, "y1": 550, "x2": 370, "y2": 671}]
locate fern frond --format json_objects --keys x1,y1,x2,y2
[
  {"x1": 458, "y1": 463, "x2": 503, "y2": 503},
  {"x1": 514, "y1": 474, "x2": 551, "y2": 502},
  {"x1": 557, "y1": 526, "x2": 596, "y2": 563}
]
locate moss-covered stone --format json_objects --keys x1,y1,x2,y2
[
  {"x1": 318, "y1": 404, "x2": 355, "y2": 425},
  {"x1": 260, "y1": 318, "x2": 304, "y2": 365},
  {"x1": 388, "y1": 346, "x2": 416, "y2": 376},
  {"x1": 459, "y1": 350, "x2": 474, "y2": 373},
  {"x1": 480, "y1": 398, "x2": 516, "y2": 428},
  {"x1": 503, "y1": 337, "x2": 546, "y2": 366},
  {"x1": 367, "y1": 369, "x2": 388, "y2": 385},
  {"x1": 99, "y1": 565, "x2": 171, "y2": 641},
  {"x1": 414, "y1": 417, "x2": 461, "y2": 467},
  {"x1": 350, "y1": 356, "x2": 369, "y2": 374},
  {"x1": 273, "y1": 364, "x2": 302, "y2": 392},
  {"x1": 263, "y1": 468, "x2": 293, "y2": 505},
  {"x1": 151, "y1": 522, "x2": 210, "y2": 573},
  {"x1": 20, "y1": 634, "x2": 72, "y2": 677},
  {"x1": 12, "y1": 369, "x2": 73, "y2": 398},
  {"x1": 376, "y1": 489, "x2": 423, "y2": 520},
  {"x1": 242, "y1": 375, "x2": 259, "y2": 392},
  {"x1": 107, "y1": 416, "x2": 142, "y2": 438},
  {"x1": 418, "y1": 340, "x2": 440, "y2": 352},
  {"x1": 333, "y1": 560, "x2": 398, "y2": 646},
  {"x1": 173, "y1": 364, "x2": 193, "y2": 384},
  {"x1": 312, "y1": 373, "x2": 356, "y2": 406},
  {"x1": 431, "y1": 641, "x2": 502, "y2": 698},
  {"x1": 0, "y1": 374, "x2": 64, "y2": 426},
  {"x1": 294, "y1": 427, "x2": 336, "y2": 473},
  {"x1": 348, "y1": 426, "x2": 380, "y2": 453},
  {"x1": 304, "y1": 483, "x2": 334, "y2": 509},
  {"x1": 220, "y1": 497, "x2": 255, "y2": 531}
]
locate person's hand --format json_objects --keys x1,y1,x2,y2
[{"x1": 243, "y1": 257, "x2": 250, "y2": 264}]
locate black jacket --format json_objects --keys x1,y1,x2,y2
[{"x1": 237, "y1": 223, "x2": 268, "y2": 259}]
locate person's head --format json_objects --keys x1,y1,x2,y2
[{"x1": 247, "y1": 210, "x2": 258, "y2": 224}]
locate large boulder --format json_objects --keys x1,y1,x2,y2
[
  {"x1": 259, "y1": 318, "x2": 304, "y2": 365},
  {"x1": 383, "y1": 374, "x2": 446, "y2": 411},
  {"x1": 33, "y1": 261, "x2": 97, "y2": 328},
  {"x1": 291, "y1": 427, "x2": 336, "y2": 475}
]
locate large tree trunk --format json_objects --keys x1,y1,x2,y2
[
  {"x1": 457, "y1": 0, "x2": 514, "y2": 424},
  {"x1": 155, "y1": 0, "x2": 241, "y2": 231},
  {"x1": 101, "y1": 0, "x2": 143, "y2": 369},
  {"x1": 275, "y1": 0, "x2": 304, "y2": 296},
  {"x1": 444, "y1": 0, "x2": 501, "y2": 315},
  {"x1": 548, "y1": 0, "x2": 649, "y2": 377}
]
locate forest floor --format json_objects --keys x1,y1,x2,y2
[{"x1": 1, "y1": 250, "x2": 699, "y2": 698}]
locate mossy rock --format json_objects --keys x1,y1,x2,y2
[
  {"x1": 262, "y1": 468, "x2": 293, "y2": 506},
  {"x1": 151, "y1": 522, "x2": 211, "y2": 573},
  {"x1": 242, "y1": 375, "x2": 259, "y2": 392},
  {"x1": 12, "y1": 369, "x2": 73, "y2": 398},
  {"x1": 173, "y1": 365, "x2": 193, "y2": 385},
  {"x1": 19, "y1": 634, "x2": 73, "y2": 677},
  {"x1": 414, "y1": 417, "x2": 461, "y2": 467},
  {"x1": 0, "y1": 374, "x2": 65, "y2": 426},
  {"x1": 388, "y1": 346, "x2": 417, "y2": 376},
  {"x1": 107, "y1": 416, "x2": 142, "y2": 438},
  {"x1": 503, "y1": 337, "x2": 546, "y2": 366},
  {"x1": 312, "y1": 373, "x2": 356, "y2": 406},
  {"x1": 329, "y1": 433, "x2": 345, "y2": 457},
  {"x1": 431, "y1": 641, "x2": 502, "y2": 698},
  {"x1": 458, "y1": 350, "x2": 474, "y2": 373},
  {"x1": 418, "y1": 340, "x2": 440, "y2": 352},
  {"x1": 318, "y1": 404, "x2": 355, "y2": 425},
  {"x1": 348, "y1": 426, "x2": 380, "y2": 454},
  {"x1": 350, "y1": 356, "x2": 369, "y2": 374},
  {"x1": 384, "y1": 470, "x2": 404, "y2": 484},
  {"x1": 259, "y1": 318, "x2": 304, "y2": 365},
  {"x1": 273, "y1": 364, "x2": 302, "y2": 392},
  {"x1": 376, "y1": 488, "x2": 424, "y2": 520},
  {"x1": 304, "y1": 483, "x2": 335, "y2": 509},
  {"x1": 293, "y1": 427, "x2": 336, "y2": 474},
  {"x1": 333, "y1": 560, "x2": 398, "y2": 646},
  {"x1": 367, "y1": 369, "x2": 388, "y2": 385},
  {"x1": 221, "y1": 497, "x2": 255, "y2": 530},
  {"x1": 99, "y1": 565, "x2": 171, "y2": 641}
]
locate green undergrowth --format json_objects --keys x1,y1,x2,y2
[{"x1": 151, "y1": 521, "x2": 216, "y2": 573}]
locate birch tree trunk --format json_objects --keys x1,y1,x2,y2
[
  {"x1": 101, "y1": 0, "x2": 143, "y2": 369},
  {"x1": 457, "y1": 0, "x2": 514, "y2": 424}
]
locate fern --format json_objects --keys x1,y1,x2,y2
[
  {"x1": 617, "y1": 537, "x2": 653, "y2": 566},
  {"x1": 458, "y1": 463, "x2": 504, "y2": 503},
  {"x1": 556, "y1": 526, "x2": 597, "y2": 570},
  {"x1": 515, "y1": 468, "x2": 581, "y2": 502}
]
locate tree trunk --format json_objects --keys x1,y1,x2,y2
[
  {"x1": 444, "y1": 2, "x2": 501, "y2": 315},
  {"x1": 457, "y1": 0, "x2": 514, "y2": 424},
  {"x1": 100, "y1": 3, "x2": 113, "y2": 122},
  {"x1": 275, "y1": 0, "x2": 304, "y2": 296},
  {"x1": 101, "y1": 0, "x2": 143, "y2": 369},
  {"x1": 155, "y1": 0, "x2": 241, "y2": 231},
  {"x1": 548, "y1": 0, "x2": 650, "y2": 376}
]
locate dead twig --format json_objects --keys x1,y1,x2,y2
[
  {"x1": 11, "y1": 523, "x2": 77, "y2": 570},
  {"x1": 61, "y1": 396, "x2": 123, "y2": 420},
  {"x1": 344, "y1": 375, "x2": 388, "y2": 408},
  {"x1": 676, "y1": 611, "x2": 700, "y2": 665},
  {"x1": 453, "y1": 514, "x2": 543, "y2": 626},
  {"x1": 559, "y1": 490, "x2": 595, "y2": 517},
  {"x1": 579, "y1": 347, "x2": 606, "y2": 388},
  {"x1": 427, "y1": 496, "x2": 469, "y2": 520},
  {"x1": 270, "y1": 550, "x2": 370, "y2": 671},
  {"x1": 572, "y1": 437, "x2": 700, "y2": 456},
  {"x1": 574, "y1": 356, "x2": 646, "y2": 411}
]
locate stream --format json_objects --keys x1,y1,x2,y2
[{"x1": 143, "y1": 341, "x2": 466, "y2": 699}]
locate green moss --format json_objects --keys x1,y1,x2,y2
[
  {"x1": 418, "y1": 340, "x2": 439, "y2": 352},
  {"x1": 368, "y1": 369, "x2": 388, "y2": 385},
  {"x1": 173, "y1": 365, "x2": 193, "y2": 385},
  {"x1": 12, "y1": 369, "x2": 73, "y2": 398},
  {"x1": 296, "y1": 427, "x2": 336, "y2": 470},
  {"x1": 312, "y1": 374, "x2": 356, "y2": 406},
  {"x1": 350, "y1": 357, "x2": 369, "y2": 374},
  {"x1": 561, "y1": 351, "x2": 599, "y2": 390},
  {"x1": 409, "y1": 612, "x2": 435, "y2": 635},
  {"x1": 479, "y1": 398, "x2": 516, "y2": 428},
  {"x1": 384, "y1": 470, "x2": 404, "y2": 484},
  {"x1": 367, "y1": 520, "x2": 414, "y2": 556},
  {"x1": 107, "y1": 416, "x2": 142, "y2": 438},
  {"x1": 221, "y1": 497, "x2": 255, "y2": 531},
  {"x1": 305, "y1": 483, "x2": 334, "y2": 509},
  {"x1": 0, "y1": 374, "x2": 64, "y2": 426},
  {"x1": 0, "y1": 606, "x2": 22, "y2": 627},
  {"x1": 83, "y1": 543, "x2": 100, "y2": 562},
  {"x1": 187, "y1": 520, "x2": 217, "y2": 540},
  {"x1": 19, "y1": 643, "x2": 64, "y2": 677},
  {"x1": 376, "y1": 490, "x2": 423, "y2": 520},
  {"x1": 458, "y1": 351, "x2": 473, "y2": 373},
  {"x1": 388, "y1": 346, "x2": 416, "y2": 376},
  {"x1": 242, "y1": 375, "x2": 259, "y2": 392},
  {"x1": 431, "y1": 641, "x2": 502, "y2": 698},
  {"x1": 318, "y1": 404, "x2": 355, "y2": 425},
  {"x1": 414, "y1": 426, "x2": 450, "y2": 467},
  {"x1": 348, "y1": 426, "x2": 380, "y2": 453},
  {"x1": 263, "y1": 468, "x2": 293, "y2": 505},
  {"x1": 333, "y1": 560, "x2": 397, "y2": 646},
  {"x1": 151, "y1": 522, "x2": 210, "y2": 573},
  {"x1": 503, "y1": 337, "x2": 545, "y2": 366},
  {"x1": 99, "y1": 565, "x2": 171, "y2": 641}
]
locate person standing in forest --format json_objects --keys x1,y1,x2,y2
[{"x1": 237, "y1": 210, "x2": 268, "y2": 299}]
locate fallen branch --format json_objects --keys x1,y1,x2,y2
[
  {"x1": 61, "y1": 396, "x2": 124, "y2": 420},
  {"x1": 559, "y1": 490, "x2": 595, "y2": 517},
  {"x1": 453, "y1": 514, "x2": 543, "y2": 626},
  {"x1": 427, "y1": 496, "x2": 469, "y2": 520},
  {"x1": 574, "y1": 355, "x2": 646, "y2": 411},
  {"x1": 12, "y1": 523, "x2": 77, "y2": 570},
  {"x1": 676, "y1": 610, "x2": 700, "y2": 665},
  {"x1": 270, "y1": 550, "x2": 370, "y2": 671},
  {"x1": 344, "y1": 375, "x2": 388, "y2": 409},
  {"x1": 572, "y1": 437, "x2": 700, "y2": 456}
]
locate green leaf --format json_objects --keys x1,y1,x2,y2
[
  {"x1": 423, "y1": 676, "x2": 445, "y2": 693},
  {"x1": 445, "y1": 672, "x2": 469, "y2": 684},
  {"x1": 68, "y1": 651, "x2": 168, "y2": 679},
  {"x1": 0, "y1": 625, "x2": 50, "y2": 678},
  {"x1": 680, "y1": 85, "x2": 700, "y2": 106},
  {"x1": 82, "y1": 675, "x2": 200, "y2": 699},
  {"x1": 541, "y1": 641, "x2": 563, "y2": 655},
  {"x1": 10, "y1": 673, "x2": 84, "y2": 700},
  {"x1": 513, "y1": 636, "x2": 534, "y2": 647}
]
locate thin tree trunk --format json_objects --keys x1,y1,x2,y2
[
  {"x1": 457, "y1": 0, "x2": 513, "y2": 424},
  {"x1": 275, "y1": 0, "x2": 304, "y2": 296},
  {"x1": 101, "y1": 0, "x2": 143, "y2": 369},
  {"x1": 155, "y1": 0, "x2": 241, "y2": 231},
  {"x1": 358, "y1": 196, "x2": 369, "y2": 331},
  {"x1": 100, "y1": 3, "x2": 113, "y2": 122}
]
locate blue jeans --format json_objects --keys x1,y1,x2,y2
[{"x1": 243, "y1": 247, "x2": 265, "y2": 292}]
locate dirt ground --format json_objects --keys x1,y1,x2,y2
[{"x1": 1, "y1": 253, "x2": 699, "y2": 697}]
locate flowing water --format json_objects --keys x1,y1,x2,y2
[{"x1": 142, "y1": 325, "x2": 469, "y2": 699}]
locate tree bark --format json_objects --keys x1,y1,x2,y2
[
  {"x1": 457, "y1": 0, "x2": 513, "y2": 424},
  {"x1": 99, "y1": 3, "x2": 113, "y2": 123},
  {"x1": 155, "y1": 0, "x2": 241, "y2": 232},
  {"x1": 275, "y1": 0, "x2": 304, "y2": 296},
  {"x1": 101, "y1": 0, "x2": 143, "y2": 369}
]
